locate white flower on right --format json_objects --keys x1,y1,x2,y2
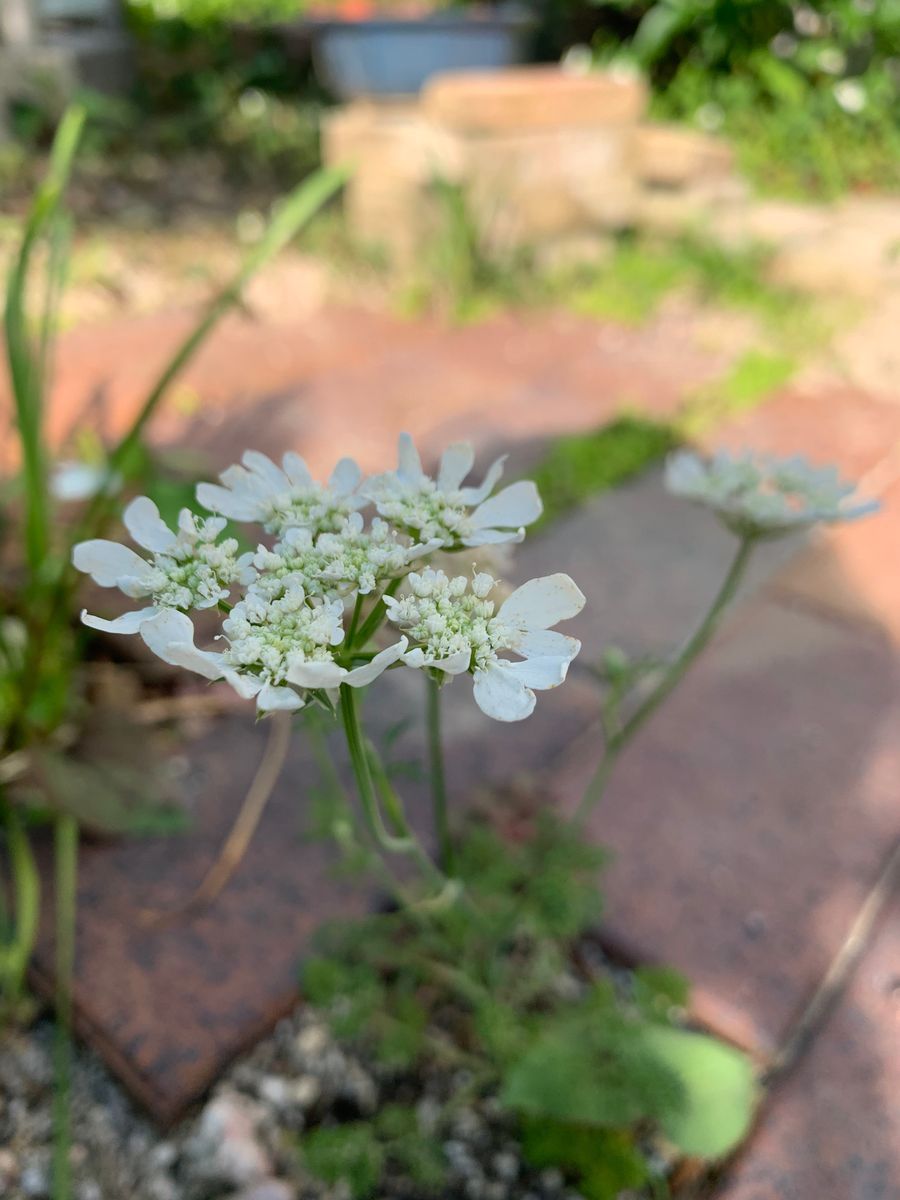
[
  {"x1": 385, "y1": 568, "x2": 585, "y2": 721},
  {"x1": 197, "y1": 449, "x2": 365, "y2": 536},
  {"x1": 364, "y1": 433, "x2": 542, "y2": 549},
  {"x1": 665, "y1": 449, "x2": 878, "y2": 538}
]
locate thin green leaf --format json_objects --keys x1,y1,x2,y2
[
  {"x1": 4, "y1": 105, "x2": 85, "y2": 576},
  {"x1": 55, "y1": 162, "x2": 349, "y2": 609}
]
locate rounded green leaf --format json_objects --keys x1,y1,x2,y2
[{"x1": 640, "y1": 1025, "x2": 758, "y2": 1159}]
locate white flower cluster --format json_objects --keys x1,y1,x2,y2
[
  {"x1": 73, "y1": 436, "x2": 583, "y2": 722},
  {"x1": 665, "y1": 449, "x2": 877, "y2": 538},
  {"x1": 73, "y1": 496, "x2": 254, "y2": 635},
  {"x1": 385, "y1": 569, "x2": 584, "y2": 722}
]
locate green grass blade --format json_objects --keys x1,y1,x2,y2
[
  {"x1": 4, "y1": 105, "x2": 85, "y2": 576},
  {"x1": 67, "y1": 163, "x2": 350, "y2": 549}
]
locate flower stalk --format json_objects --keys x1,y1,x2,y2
[
  {"x1": 574, "y1": 533, "x2": 757, "y2": 827},
  {"x1": 426, "y1": 675, "x2": 453, "y2": 874},
  {"x1": 52, "y1": 812, "x2": 78, "y2": 1200}
]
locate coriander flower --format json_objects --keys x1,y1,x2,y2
[
  {"x1": 665, "y1": 449, "x2": 877, "y2": 538},
  {"x1": 139, "y1": 584, "x2": 408, "y2": 714},
  {"x1": 72, "y1": 496, "x2": 253, "y2": 636},
  {"x1": 385, "y1": 568, "x2": 585, "y2": 722},
  {"x1": 250, "y1": 513, "x2": 440, "y2": 601},
  {"x1": 364, "y1": 434, "x2": 542, "y2": 549},
  {"x1": 197, "y1": 449, "x2": 365, "y2": 536}
]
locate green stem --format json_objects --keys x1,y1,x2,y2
[
  {"x1": 339, "y1": 686, "x2": 455, "y2": 906},
  {"x1": 426, "y1": 675, "x2": 453, "y2": 873},
  {"x1": 346, "y1": 593, "x2": 364, "y2": 647},
  {"x1": 573, "y1": 535, "x2": 757, "y2": 827},
  {"x1": 52, "y1": 813, "x2": 78, "y2": 1200},
  {"x1": 0, "y1": 803, "x2": 40, "y2": 1011},
  {"x1": 353, "y1": 577, "x2": 402, "y2": 649},
  {"x1": 339, "y1": 685, "x2": 413, "y2": 855}
]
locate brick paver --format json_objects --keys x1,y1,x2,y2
[
  {"x1": 717, "y1": 876, "x2": 900, "y2": 1200},
  {"x1": 775, "y1": 477, "x2": 900, "y2": 645},
  {"x1": 30, "y1": 668, "x2": 601, "y2": 1124},
  {"x1": 3, "y1": 303, "x2": 730, "y2": 480},
  {"x1": 15, "y1": 298, "x2": 900, "y2": 1183}
]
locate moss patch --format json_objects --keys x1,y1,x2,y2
[{"x1": 530, "y1": 415, "x2": 679, "y2": 528}]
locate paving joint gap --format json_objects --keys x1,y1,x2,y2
[{"x1": 766, "y1": 833, "x2": 900, "y2": 1083}]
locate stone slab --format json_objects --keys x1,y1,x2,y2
[
  {"x1": 717, "y1": 877, "x2": 900, "y2": 1200},
  {"x1": 634, "y1": 124, "x2": 734, "y2": 188},
  {"x1": 422, "y1": 67, "x2": 647, "y2": 132},
  {"x1": 548, "y1": 595, "x2": 900, "y2": 1058}
]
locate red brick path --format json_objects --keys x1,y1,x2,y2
[{"x1": 13, "y1": 304, "x2": 900, "y2": 1195}]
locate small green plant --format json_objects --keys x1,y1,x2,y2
[
  {"x1": 299, "y1": 816, "x2": 755, "y2": 1199},
  {"x1": 530, "y1": 415, "x2": 679, "y2": 527}
]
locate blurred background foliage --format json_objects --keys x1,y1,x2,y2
[{"x1": 2, "y1": 1, "x2": 898, "y2": 212}]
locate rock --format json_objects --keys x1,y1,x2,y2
[
  {"x1": 635, "y1": 123, "x2": 734, "y2": 188},
  {"x1": 182, "y1": 1089, "x2": 272, "y2": 1188},
  {"x1": 534, "y1": 232, "x2": 614, "y2": 275},
  {"x1": 0, "y1": 1149, "x2": 18, "y2": 1189},
  {"x1": 232, "y1": 1181, "x2": 295, "y2": 1200},
  {"x1": 293, "y1": 1022, "x2": 330, "y2": 1063},
  {"x1": 19, "y1": 1157, "x2": 51, "y2": 1198},
  {"x1": 422, "y1": 67, "x2": 648, "y2": 132}
]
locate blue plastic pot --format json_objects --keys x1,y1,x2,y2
[{"x1": 310, "y1": 6, "x2": 534, "y2": 100}]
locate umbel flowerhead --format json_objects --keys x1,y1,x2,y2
[
  {"x1": 665, "y1": 449, "x2": 878, "y2": 539},
  {"x1": 71, "y1": 434, "x2": 581, "y2": 721}
]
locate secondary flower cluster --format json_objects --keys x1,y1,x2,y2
[
  {"x1": 73, "y1": 436, "x2": 581, "y2": 722},
  {"x1": 665, "y1": 449, "x2": 877, "y2": 538}
]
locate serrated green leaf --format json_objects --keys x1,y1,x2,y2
[
  {"x1": 639, "y1": 1025, "x2": 758, "y2": 1158},
  {"x1": 633, "y1": 966, "x2": 690, "y2": 1023},
  {"x1": 302, "y1": 1124, "x2": 384, "y2": 1200},
  {"x1": 501, "y1": 987, "x2": 685, "y2": 1129},
  {"x1": 522, "y1": 1119, "x2": 650, "y2": 1200}
]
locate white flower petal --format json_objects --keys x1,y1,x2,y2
[
  {"x1": 460, "y1": 527, "x2": 525, "y2": 547},
  {"x1": 458, "y1": 454, "x2": 507, "y2": 505},
  {"x1": 470, "y1": 480, "x2": 542, "y2": 532},
  {"x1": 196, "y1": 481, "x2": 262, "y2": 521},
  {"x1": 501, "y1": 655, "x2": 570, "y2": 691},
  {"x1": 437, "y1": 443, "x2": 475, "y2": 492},
  {"x1": 51, "y1": 462, "x2": 112, "y2": 502},
  {"x1": 514, "y1": 629, "x2": 582, "y2": 662},
  {"x1": 80, "y1": 606, "x2": 158, "y2": 634},
  {"x1": 257, "y1": 684, "x2": 305, "y2": 712},
  {"x1": 396, "y1": 433, "x2": 424, "y2": 484},
  {"x1": 286, "y1": 659, "x2": 347, "y2": 689},
  {"x1": 123, "y1": 496, "x2": 176, "y2": 554},
  {"x1": 139, "y1": 610, "x2": 224, "y2": 681},
  {"x1": 222, "y1": 669, "x2": 263, "y2": 700},
  {"x1": 500, "y1": 574, "x2": 586, "y2": 630},
  {"x1": 282, "y1": 451, "x2": 313, "y2": 488},
  {"x1": 422, "y1": 646, "x2": 472, "y2": 676},
  {"x1": 72, "y1": 539, "x2": 150, "y2": 588},
  {"x1": 472, "y1": 662, "x2": 536, "y2": 722},
  {"x1": 243, "y1": 450, "x2": 289, "y2": 493},
  {"x1": 328, "y1": 457, "x2": 362, "y2": 496},
  {"x1": 344, "y1": 638, "x2": 408, "y2": 687}
]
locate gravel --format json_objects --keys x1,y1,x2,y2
[{"x1": 0, "y1": 1008, "x2": 608, "y2": 1200}]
